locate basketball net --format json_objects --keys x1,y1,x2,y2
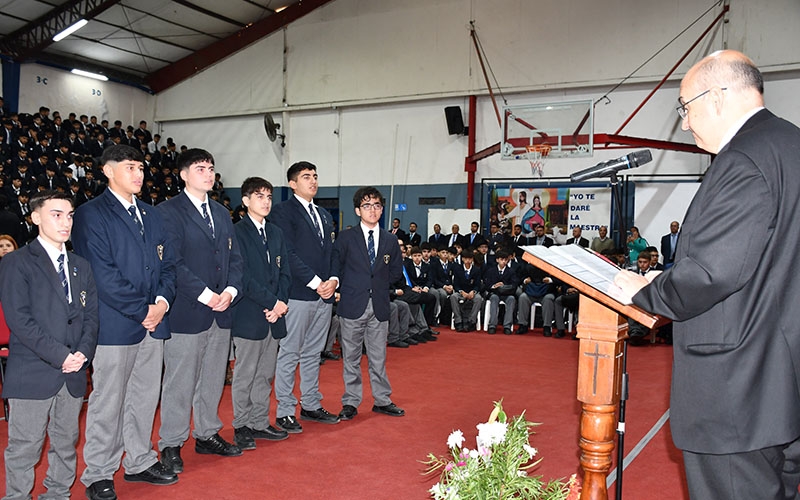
[{"x1": 525, "y1": 144, "x2": 551, "y2": 178}]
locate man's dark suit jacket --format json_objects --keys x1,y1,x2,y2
[
  {"x1": 530, "y1": 235, "x2": 554, "y2": 247},
  {"x1": 445, "y1": 233, "x2": 464, "y2": 248},
  {"x1": 389, "y1": 228, "x2": 407, "y2": 244},
  {"x1": 231, "y1": 217, "x2": 291, "y2": 341},
  {"x1": 72, "y1": 188, "x2": 177, "y2": 345},
  {"x1": 0, "y1": 239, "x2": 98, "y2": 399},
  {"x1": 332, "y1": 226, "x2": 403, "y2": 322},
  {"x1": 428, "y1": 232, "x2": 446, "y2": 247},
  {"x1": 270, "y1": 196, "x2": 336, "y2": 303},
  {"x1": 464, "y1": 232, "x2": 486, "y2": 249},
  {"x1": 509, "y1": 234, "x2": 529, "y2": 258},
  {"x1": 407, "y1": 232, "x2": 422, "y2": 247},
  {"x1": 634, "y1": 109, "x2": 800, "y2": 455},
  {"x1": 566, "y1": 237, "x2": 589, "y2": 248},
  {"x1": 660, "y1": 232, "x2": 679, "y2": 266},
  {"x1": 158, "y1": 192, "x2": 243, "y2": 333}
]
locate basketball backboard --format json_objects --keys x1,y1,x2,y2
[{"x1": 501, "y1": 99, "x2": 594, "y2": 160}]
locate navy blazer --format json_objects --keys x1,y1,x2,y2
[
  {"x1": 0, "y1": 239, "x2": 98, "y2": 399},
  {"x1": 482, "y1": 263, "x2": 519, "y2": 294},
  {"x1": 270, "y1": 196, "x2": 336, "y2": 303},
  {"x1": 451, "y1": 263, "x2": 482, "y2": 294},
  {"x1": 231, "y1": 217, "x2": 291, "y2": 340},
  {"x1": 332, "y1": 226, "x2": 403, "y2": 322},
  {"x1": 158, "y1": 193, "x2": 243, "y2": 333},
  {"x1": 72, "y1": 188, "x2": 177, "y2": 345},
  {"x1": 404, "y1": 260, "x2": 432, "y2": 288},
  {"x1": 430, "y1": 259, "x2": 454, "y2": 288}
]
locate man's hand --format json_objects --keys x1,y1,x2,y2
[
  {"x1": 264, "y1": 308, "x2": 279, "y2": 323},
  {"x1": 317, "y1": 280, "x2": 336, "y2": 299},
  {"x1": 444, "y1": 284, "x2": 454, "y2": 294},
  {"x1": 272, "y1": 300, "x2": 289, "y2": 317},
  {"x1": 62, "y1": 351, "x2": 87, "y2": 373},
  {"x1": 211, "y1": 291, "x2": 233, "y2": 312},
  {"x1": 142, "y1": 301, "x2": 168, "y2": 331},
  {"x1": 395, "y1": 289, "x2": 404, "y2": 297},
  {"x1": 613, "y1": 270, "x2": 650, "y2": 304}
]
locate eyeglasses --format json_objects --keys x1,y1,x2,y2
[
  {"x1": 676, "y1": 87, "x2": 727, "y2": 119},
  {"x1": 359, "y1": 203, "x2": 383, "y2": 211}
]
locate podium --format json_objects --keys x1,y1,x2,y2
[{"x1": 522, "y1": 247, "x2": 659, "y2": 500}]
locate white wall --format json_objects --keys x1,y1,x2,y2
[
  {"x1": 17, "y1": 64, "x2": 153, "y2": 127},
  {"x1": 151, "y1": 0, "x2": 800, "y2": 193}
]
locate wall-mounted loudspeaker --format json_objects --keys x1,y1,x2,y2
[{"x1": 444, "y1": 106, "x2": 467, "y2": 135}]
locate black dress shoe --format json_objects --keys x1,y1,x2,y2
[
  {"x1": 86, "y1": 479, "x2": 117, "y2": 500},
  {"x1": 233, "y1": 427, "x2": 256, "y2": 450},
  {"x1": 339, "y1": 404, "x2": 358, "y2": 421},
  {"x1": 300, "y1": 407, "x2": 340, "y2": 424},
  {"x1": 516, "y1": 325, "x2": 528, "y2": 334},
  {"x1": 275, "y1": 415, "x2": 303, "y2": 434},
  {"x1": 426, "y1": 328, "x2": 440, "y2": 336},
  {"x1": 503, "y1": 327, "x2": 513, "y2": 335},
  {"x1": 388, "y1": 340, "x2": 409, "y2": 348},
  {"x1": 454, "y1": 323, "x2": 464, "y2": 332},
  {"x1": 421, "y1": 330, "x2": 437, "y2": 341},
  {"x1": 403, "y1": 336, "x2": 419, "y2": 345},
  {"x1": 250, "y1": 425, "x2": 289, "y2": 441},
  {"x1": 543, "y1": 326, "x2": 552, "y2": 337},
  {"x1": 161, "y1": 446, "x2": 183, "y2": 473},
  {"x1": 321, "y1": 350, "x2": 341, "y2": 360},
  {"x1": 123, "y1": 462, "x2": 179, "y2": 485},
  {"x1": 372, "y1": 403, "x2": 405, "y2": 417},
  {"x1": 487, "y1": 326, "x2": 496, "y2": 335},
  {"x1": 555, "y1": 329, "x2": 566, "y2": 338},
  {"x1": 195, "y1": 433, "x2": 243, "y2": 457},
  {"x1": 411, "y1": 333, "x2": 428, "y2": 343}
]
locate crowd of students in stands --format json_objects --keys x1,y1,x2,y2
[{"x1": 0, "y1": 102, "x2": 233, "y2": 248}]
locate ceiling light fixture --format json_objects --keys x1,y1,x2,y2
[
  {"x1": 53, "y1": 19, "x2": 88, "y2": 42},
  {"x1": 275, "y1": 6, "x2": 288, "y2": 13},
  {"x1": 71, "y1": 69, "x2": 108, "y2": 81}
]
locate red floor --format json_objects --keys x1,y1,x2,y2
[{"x1": 0, "y1": 328, "x2": 685, "y2": 499}]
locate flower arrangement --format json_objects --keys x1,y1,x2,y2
[{"x1": 423, "y1": 401, "x2": 581, "y2": 500}]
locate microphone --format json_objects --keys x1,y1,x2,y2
[{"x1": 570, "y1": 150, "x2": 652, "y2": 183}]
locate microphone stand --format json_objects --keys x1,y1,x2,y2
[{"x1": 610, "y1": 171, "x2": 630, "y2": 499}]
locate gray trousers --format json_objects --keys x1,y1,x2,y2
[
  {"x1": 488, "y1": 294, "x2": 516, "y2": 329},
  {"x1": 518, "y1": 293, "x2": 560, "y2": 328},
  {"x1": 231, "y1": 335, "x2": 279, "y2": 430},
  {"x1": 4, "y1": 384, "x2": 82, "y2": 500},
  {"x1": 339, "y1": 299, "x2": 392, "y2": 408},
  {"x1": 159, "y1": 321, "x2": 230, "y2": 449},
  {"x1": 449, "y1": 294, "x2": 483, "y2": 325},
  {"x1": 387, "y1": 301, "x2": 411, "y2": 344},
  {"x1": 275, "y1": 298, "x2": 332, "y2": 417},
  {"x1": 325, "y1": 314, "x2": 339, "y2": 352},
  {"x1": 81, "y1": 334, "x2": 163, "y2": 486}
]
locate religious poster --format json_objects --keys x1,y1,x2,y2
[{"x1": 488, "y1": 185, "x2": 611, "y2": 242}]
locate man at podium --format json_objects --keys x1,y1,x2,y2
[{"x1": 616, "y1": 51, "x2": 800, "y2": 500}]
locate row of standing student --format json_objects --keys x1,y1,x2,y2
[{"x1": 0, "y1": 146, "x2": 406, "y2": 500}]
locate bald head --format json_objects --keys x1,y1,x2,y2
[{"x1": 679, "y1": 50, "x2": 765, "y2": 153}]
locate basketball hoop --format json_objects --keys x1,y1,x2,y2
[{"x1": 525, "y1": 144, "x2": 552, "y2": 178}]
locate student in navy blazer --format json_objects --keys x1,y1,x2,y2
[
  {"x1": 269, "y1": 161, "x2": 340, "y2": 431},
  {"x1": 332, "y1": 187, "x2": 405, "y2": 421},
  {"x1": 157, "y1": 149, "x2": 244, "y2": 468},
  {"x1": 72, "y1": 145, "x2": 178, "y2": 499},
  {"x1": 230, "y1": 177, "x2": 291, "y2": 448},
  {"x1": 0, "y1": 191, "x2": 98, "y2": 500}
]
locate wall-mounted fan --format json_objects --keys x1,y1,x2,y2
[{"x1": 264, "y1": 113, "x2": 286, "y2": 147}]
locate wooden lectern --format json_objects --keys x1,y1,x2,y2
[{"x1": 522, "y1": 248, "x2": 659, "y2": 500}]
